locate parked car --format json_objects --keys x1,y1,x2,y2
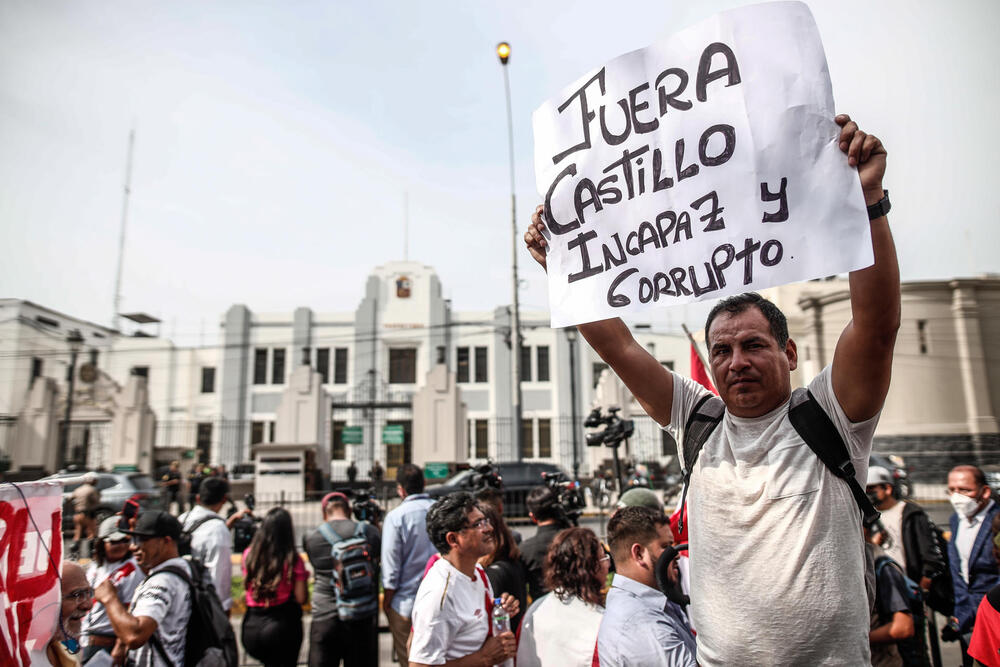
[
  {"x1": 41, "y1": 470, "x2": 162, "y2": 534},
  {"x1": 427, "y1": 462, "x2": 569, "y2": 518},
  {"x1": 869, "y1": 452, "x2": 912, "y2": 499}
]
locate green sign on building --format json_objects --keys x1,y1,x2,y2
[
  {"x1": 382, "y1": 424, "x2": 405, "y2": 445},
  {"x1": 425, "y1": 462, "x2": 450, "y2": 480},
  {"x1": 342, "y1": 426, "x2": 364, "y2": 445}
]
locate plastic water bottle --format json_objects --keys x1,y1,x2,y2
[{"x1": 491, "y1": 598, "x2": 513, "y2": 667}]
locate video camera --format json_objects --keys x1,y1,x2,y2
[
  {"x1": 469, "y1": 461, "x2": 503, "y2": 492},
  {"x1": 350, "y1": 487, "x2": 384, "y2": 525},
  {"x1": 540, "y1": 470, "x2": 586, "y2": 526},
  {"x1": 584, "y1": 407, "x2": 635, "y2": 448}
]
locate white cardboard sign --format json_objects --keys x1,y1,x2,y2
[{"x1": 533, "y1": 1, "x2": 873, "y2": 327}]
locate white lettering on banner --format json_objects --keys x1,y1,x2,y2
[{"x1": 532, "y1": 1, "x2": 874, "y2": 327}]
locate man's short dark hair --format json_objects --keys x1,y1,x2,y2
[
  {"x1": 705, "y1": 292, "x2": 789, "y2": 348},
  {"x1": 426, "y1": 492, "x2": 479, "y2": 555},
  {"x1": 199, "y1": 477, "x2": 229, "y2": 506},
  {"x1": 475, "y1": 487, "x2": 503, "y2": 511},
  {"x1": 396, "y1": 464, "x2": 425, "y2": 495},
  {"x1": 526, "y1": 485, "x2": 561, "y2": 523},
  {"x1": 607, "y1": 506, "x2": 670, "y2": 561}
]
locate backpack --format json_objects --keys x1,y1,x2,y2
[
  {"x1": 318, "y1": 521, "x2": 378, "y2": 620},
  {"x1": 178, "y1": 513, "x2": 225, "y2": 557},
  {"x1": 677, "y1": 388, "x2": 881, "y2": 609},
  {"x1": 874, "y1": 555, "x2": 930, "y2": 667},
  {"x1": 148, "y1": 557, "x2": 238, "y2": 667}
]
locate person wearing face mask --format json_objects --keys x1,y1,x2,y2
[
  {"x1": 597, "y1": 505, "x2": 696, "y2": 667},
  {"x1": 945, "y1": 464, "x2": 999, "y2": 663},
  {"x1": 80, "y1": 517, "x2": 144, "y2": 662}
]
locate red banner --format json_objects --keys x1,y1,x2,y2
[{"x1": 0, "y1": 481, "x2": 63, "y2": 667}]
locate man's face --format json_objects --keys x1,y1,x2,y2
[
  {"x1": 105, "y1": 537, "x2": 132, "y2": 562},
  {"x1": 641, "y1": 524, "x2": 674, "y2": 569},
  {"x1": 948, "y1": 470, "x2": 990, "y2": 508},
  {"x1": 131, "y1": 535, "x2": 169, "y2": 571},
  {"x1": 708, "y1": 308, "x2": 796, "y2": 418},
  {"x1": 60, "y1": 567, "x2": 93, "y2": 639},
  {"x1": 866, "y1": 483, "x2": 893, "y2": 506},
  {"x1": 453, "y1": 507, "x2": 494, "y2": 559}
]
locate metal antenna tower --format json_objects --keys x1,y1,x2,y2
[{"x1": 113, "y1": 129, "x2": 135, "y2": 331}]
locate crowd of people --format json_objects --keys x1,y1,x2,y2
[{"x1": 35, "y1": 116, "x2": 1000, "y2": 666}]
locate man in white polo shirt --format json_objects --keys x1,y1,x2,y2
[{"x1": 409, "y1": 492, "x2": 518, "y2": 667}]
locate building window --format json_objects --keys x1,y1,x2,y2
[
  {"x1": 592, "y1": 362, "x2": 609, "y2": 389},
  {"x1": 457, "y1": 347, "x2": 470, "y2": 383},
  {"x1": 520, "y1": 346, "x2": 532, "y2": 382},
  {"x1": 131, "y1": 366, "x2": 149, "y2": 380},
  {"x1": 661, "y1": 360, "x2": 674, "y2": 371},
  {"x1": 272, "y1": 348, "x2": 286, "y2": 384},
  {"x1": 250, "y1": 421, "x2": 266, "y2": 445},
  {"x1": 521, "y1": 419, "x2": 534, "y2": 459},
  {"x1": 917, "y1": 320, "x2": 928, "y2": 355},
  {"x1": 268, "y1": 421, "x2": 275, "y2": 442},
  {"x1": 30, "y1": 357, "x2": 43, "y2": 387},
  {"x1": 474, "y1": 346, "x2": 488, "y2": 383},
  {"x1": 333, "y1": 348, "x2": 348, "y2": 384},
  {"x1": 536, "y1": 346, "x2": 550, "y2": 382},
  {"x1": 200, "y1": 367, "x2": 215, "y2": 394},
  {"x1": 196, "y1": 423, "x2": 212, "y2": 463},
  {"x1": 331, "y1": 420, "x2": 346, "y2": 460},
  {"x1": 538, "y1": 419, "x2": 551, "y2": 458},
  {"x1": 475, "y1": 419, "x2": 488, "y2": 459},
  {"x1": 389, "y1": 348, "x2": 417, "y2": 384},
  {"x1": 316, "y1": 348, "x2": 330, "y2": 384},
  {"x1": 253, "y1": 348, "x2": 268, "y2": 385}
]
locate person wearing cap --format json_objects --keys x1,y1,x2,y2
[
  {"x1": 866, "y1": 465, "x2": 949, "y2": 597},
  {"x1": 177, "y1": 475, "x2": 233, "y2": 612},
  {"x1": 95, "y1": 510, "x2": 192, "y2": 667},
  {"x1": 302, "y1": 491, "x2": 381, "y2": 667},
  {"x1": 80, "y1": 516, "x2": 144, "y2": 662},
  {"x1": 71, "y1": 473, "x2": 100, "y2": 553},
  {"x1": 615, "y1": 487, "x2": 664, "y2": 514}
]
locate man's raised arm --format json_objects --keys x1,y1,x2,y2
[
  {"x1": 830, "y1": 115, "x2": 901, "y2": 422},
  {"x1": 525, "y1": 206, "x2": 675, "y2": 426}
]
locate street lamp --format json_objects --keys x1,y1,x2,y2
[
  {"x1": 58, "y1": 329, "x2": 85, "y2": 471},
  {"x1": 565, "y1": 327, "x2": 581, "y2": 481},
  {"x1": 497, "y1": 40, "x2": 524, "y2": 462}
]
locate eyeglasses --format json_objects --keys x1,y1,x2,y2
[
  {"x1": 64, "y1": 587, "x2": 94, "y2": 603},
  {"x1": 461, "y1": 518, "x2": 491, "y2": 531},
  {"x1": 107, "y1": 537, "x2": 131, "y2": 545}
]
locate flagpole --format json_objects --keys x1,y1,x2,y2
[{"x1": 681, "y1": 324, "x2": 710, "y2": 371}]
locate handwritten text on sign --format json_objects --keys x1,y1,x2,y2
[
  {"x1": 532, "y1": 1, "x2": 873, "y2": 327},
  {"x1": 0, "y1": 481, "x2": 63, "y2": 667}
]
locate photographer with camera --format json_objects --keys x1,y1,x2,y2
[
  {"x1": 520, "y1": 486, "x2": 572, "y2": 601},
  {"x1": 303, "y1": 491, "x2": 381, "y2": 667}
]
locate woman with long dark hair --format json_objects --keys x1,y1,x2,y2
[
  {"x1": 515, "y1": 527, "x2": 609, "y2": 667},
  {"x1": 241, "y1": 507, "x2": 309, "y2": 667},
  {"x1": 478, "y1": 504, "x2": 529, "y2": 631}
]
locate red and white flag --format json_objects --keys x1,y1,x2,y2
[{"x1": 690, "y1": 345, "x2": 717, "y2": 395}]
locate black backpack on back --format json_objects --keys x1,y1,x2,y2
[
  {"x1": 178, "y1": 513, "x2": 225, "y2": 557},
  {"x1": 148, "y1": 557, "x2": 238, "y2": 667}
]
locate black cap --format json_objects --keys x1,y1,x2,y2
[{"x1": 124, "y1": 510, "x2": 182, "y2": 541}]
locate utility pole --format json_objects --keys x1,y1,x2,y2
[{"x1": 113, "y1": 129, "x2": 135, "y2": 331}]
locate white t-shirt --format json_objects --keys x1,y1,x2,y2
[
  {"x1": 128, "y1": 557, "x2": 192, "y2": 667},
  {"x1": 82, "y1": 557, "x2": 144, "y2": 640},
  {"x1": 668, "y1": 366, "x2": 878, "y2": 666},
  {"x1": 880, "y1": 500, "x2": 907, "y2": 568},
  {"x1": 178, "y1": 505, "x2": 233, "y2": 610},
  {"x1": 409, "y1": 558, "x2": 493, "y2": 665},
  {"x1": 516, "y1": 593, "x2": 603, "y2": 667}
]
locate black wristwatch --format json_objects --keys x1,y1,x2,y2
[{"x1": 867, "y1": 190, "x2": 890, "y2": 220}]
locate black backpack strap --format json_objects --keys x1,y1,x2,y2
[
  {"x1": 787, "y1": 388, "x2": 880, "y2": 523},
  {"x1": 677, "y1": 394, "x2": 726, "y2": 532},
  {"x1": 148, "y1": 631, "x2": 177, "y2": 667},
  {"x1": 184, "y1": 513, "x2": 224, "y2": 535}
]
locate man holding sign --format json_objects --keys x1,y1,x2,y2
[{"x1": 526, "y1": 110, "x2": 898, "y2": 664}]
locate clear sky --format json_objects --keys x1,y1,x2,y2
[{"x1": 2, "y1": 0, "x2": 997, "y2": 344}]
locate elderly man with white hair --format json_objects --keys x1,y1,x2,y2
[{"x1": 47, "y1": 560, "x2": 95, "y2": 666}]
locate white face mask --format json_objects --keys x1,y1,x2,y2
[{"x1": 950, "y1": 492, "x2": 981, "y2": 519}]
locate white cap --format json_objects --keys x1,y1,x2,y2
[
  {"x1": 867, "y1": 466, "x2": 893, "y2": 487},
  {"x1": 98, "y1": 516, "x2": 129, "y2": 542}
]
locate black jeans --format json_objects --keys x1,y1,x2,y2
[
  {"x1": 241, "y1": 599, "x2": 303, "y2": 667},
  {"x1": 308, "y1": 613, "x2": 378, "y2": 667}
]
